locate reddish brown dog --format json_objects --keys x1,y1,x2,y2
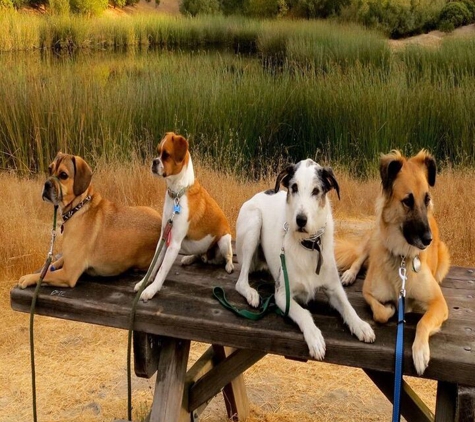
[{"x1": 18, "y1": 152, "x2": 162, "y2": 289}]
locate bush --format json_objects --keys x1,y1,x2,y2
[
  {"x1": 289, "y1": 0, "x2": 349, "y2": 19},
  {"x1": 461, "y1": 0, "x2": 475, "y2": 22},
  {"x1": 49, "y1": 0, "x2": 70, "y2": 14},
  {"x1": 179, "y1": 0, "x2": 220, "y2": 16},
  {"x1": 439, "y1": 2, "x2": 471, "y2": 32},
  {"x1": 0, "y1": 0, "x2": 14, "y2": 8},
  {"x1": 70, "y1": 0, "x2": 108, "y2": 15}
]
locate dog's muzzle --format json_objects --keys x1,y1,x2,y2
[
  {"x1": 42, "y1": 179, "x2": 56, "y2": 203},
  {"x1": 296, "y1": 214, "x2": 308, "y2": 232},
  {"x1": 151, "y1": 158, "x2": 164, "y2": 177}
]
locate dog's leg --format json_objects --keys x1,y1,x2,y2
[
  {"x1": 134, "y1": 233, "x2": 167, "y2": 292},
  {"x1": 235, "y1": 211, "x2": 262, "y2": 308},
  {"x1": 18, "y1": 263, "x2": 84, "y2": 289},
  {"x1": 412, "y1": 285, "x2": 448, "y2": 375},
  {"x1": 50, "y1": 255, "x2": 64, "y2": 271},
  {"x1": 274, "y1": 287, "x2": 326, "y2": 360},
  {"x1": 324, "y1": 278, "x2": 375, "y2": 343},
  {"x1": 363, "y1": 288, "x2": 396, "y2": 323},
  {"x1": 217, "y1": 234, "x2": 234, "y2": 273},
  {"x1": 435, "y1": 240, "x2": 450, "y2": 283},
  {"x1": 181, "y1": 254, "x2": 199, "y2": 266}
]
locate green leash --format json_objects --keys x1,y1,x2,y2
[
  {"x1": 126, "y1": 218, "x2": 173, "y2": 421},
  {"x1": 213, "y1": 251, "x2": 291, "y2": 321},
  {"x1": 29, "y1": 205, "x2": 58, "y2": 422}
]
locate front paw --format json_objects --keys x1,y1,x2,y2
[
  {"x1": 18, "y1": 274, "x2": 39, "y2": 289},
  {"x1": 412, "y1": 339, "x2": 430, "y2": 375},
  {"x1": 352, "y1": 319, "x2": 375, "y2": 343},
  {"x1": 134, "y1": 277, "x2": 147, "y2": 292},
  {"x1": 140, "y1": 284, "x2": 160, "y2": 302},
  {"x1": 341, "y1": 269, "x2": 357, "y2": 286},
  {"x1": 225, "y1": 261, "x2": 234, "y2": 274},
  {"x1": 373, "y1": 303, "x2": 396, "y2": 324},
  {"x1": 304, "y1": 325, "x2": 326, "y2": 361}
]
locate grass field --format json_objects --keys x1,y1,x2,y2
[{"x1": 1, "y1": 157, "x2": 474, "y2": 421}]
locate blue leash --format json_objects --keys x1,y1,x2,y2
[{"x1": 392, "y1": 257, "x2": 407, "y2": 422}]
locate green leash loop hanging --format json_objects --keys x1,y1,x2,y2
[
  {"x1": 212, "y1": 251, "x2": 291, "y2": 321},
  {"x1": 30, "y1": 205, "x2": 58, "y2": 422}
]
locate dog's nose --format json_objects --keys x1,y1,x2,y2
[
  {"x1": 296, "y1": 214, "x2": 307, "y2": 228},
  {"x1": 421, "y1": 231, "x2": 433, "y2": 246},
  {"x1": 44, "y1": 180, "x2": 53, "y2": 190},
  {"x1": 152, "y1": 158, "x2": 160, "y2": 167}
]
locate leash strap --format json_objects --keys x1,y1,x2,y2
[
  {"x1": 279, "y1": 253, "x2": 290, "y2": 317},
  {"x1": 126, "y1": 218, "x2": 173, "y2": 421},
  {"x1": 392, "y1": 257, "x2": 407, "y2": 422},
  {"x1": 30, "y1": 205, "x2": 58, "y2": 422}
]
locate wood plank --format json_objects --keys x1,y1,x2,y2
[
  {"x1": 435, "y1": 381, "x2": 457, "y2": 422},
  {"x1": 213, "y1": 345, "x2": 250, "y2": 421},
  {"x1": 456, "y1": 386, "x2": 475, "y2": 422},
  {"x1": 188, "y1": 349, "x2": 266, "y2": 412},
  {"x1": 133, "y1": 332, "x2": 160, "y2": 379},
  {"x1": 364, "y1": 369, "x2": 434, "y2": 422},
  {"x1": 149, "y1": 337, "x2": 191, "y2": 422}
]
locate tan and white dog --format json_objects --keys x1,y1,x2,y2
[
  {"x1": 18, "y1": 152, "x2": 162, "y2": 289},
  {"x1": 135, "y1": 132, "x2": 234, "y2": 302},
  {"x1": 335, "y1": 150, "x2": 450, "y2": 375}
]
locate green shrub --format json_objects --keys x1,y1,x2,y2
[
  {"x1": 461, "y1": 0, "x2": 475, "y2": 21},
  {"x1": 289, "y1": 0, "x2": 350, "y2": 19},
  {"x1": 179, "y1": 0, "x2": 221, "y2": 16},
  {"x1": 49, "y1": 0, "x2": 70, "y2": 15},
  {"x1": 439, "y1": 2, "x2": 471, "y2": 32},
  {"x1": 70, "y1": 0, "x2": 108, "y2": 15},
  {"x1": 0, "y1": 0, "x2": 14, "y2": 8}
]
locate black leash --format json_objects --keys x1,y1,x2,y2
[{"x1": 29, "y1": 205, "x2": 58, "y2": 422}]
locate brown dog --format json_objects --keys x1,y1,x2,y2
[
  {"x1": 18, "y1": 152, "x2": 162, "y2": 289},
  {"x1": 335, "y1": 150, "x2": 450, "y2": 375}
]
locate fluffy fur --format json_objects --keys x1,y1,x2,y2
[
  {"x1": 135, "y1": 132, "x2": 234, "y2": 302},
  {"x1": 335, "y1": 150, "x2": 450, "y2": 375},
  {"x1": 235, "y1": 159, "x2": 375, "y2": 359}
]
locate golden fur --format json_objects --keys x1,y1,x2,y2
[
  {"x1": 18, "y1": 152, "x2": 162, "y2": 288},
  {"x1": 335, "y1": 150, "x2": 450, "y2": 375}
]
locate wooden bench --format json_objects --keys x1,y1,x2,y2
[{"x1": 10, "y1": 260, "x2": 475, "y2": 422}]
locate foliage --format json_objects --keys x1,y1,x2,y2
[
  {"x1": 439, "y1": 1, "x2": 471, "y2": 31},
  {"x1": 69, "y1": 0, "x2": 108, "y2": 15},
  {"x1": 289, "y1": 0, "x2": 350, "y2": 18},
  {"x1": 49, "y1": 0, "x2": 70, "y2": 14},
  {"x1": 0, "y1": 0, "x2": 14, "y2": 8},
  {"x1": 179, "y1": 0, "x2": 221, "y2": 16}
]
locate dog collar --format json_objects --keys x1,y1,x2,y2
[
  {"x1": 61, "y1": 195, "x2": 92, "y2": 233},
  {"x1": 167, "y1": 186, "x2": 189, "y2": 200},
  {"x1": 300, "y1": 227, "x2": 325, "y2": 275},
  {"x1": 400, "y1": 254, "x2": 421, "y2": 273}
]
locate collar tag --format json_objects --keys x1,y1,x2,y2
[{"x1": 173, "y1": 203, "x2": 181, "y2": 214}]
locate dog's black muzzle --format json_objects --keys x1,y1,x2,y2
[
  {"x1": 403, "y1": 219, "x2": 432, "y2": 250},
  {"x1": 42, "y1": 178, "x2": 59, "y2": 204}
]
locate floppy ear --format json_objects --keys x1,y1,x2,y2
[
  {"x1": 171, "y1": 134, "x2": 189, "y2": 164},
  {"x1": 320, "y1": 167, "x2": 340, "y2": 200},
  {"x1": 274, "y1": 164, "x2": 295, "y2": 193},
  {"x1": 380, "y1": 150, "x2": 404, "y2": 195},
  {"x1": 72, "y1": 156, "x2": 93, "y2": 196},
  {"x1": 412, "y1": 149, "x2": 437, "y2": 187}
]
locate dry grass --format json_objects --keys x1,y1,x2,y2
[{"x1": 2, "y1": 159, "x2": 474, "y2": 421}]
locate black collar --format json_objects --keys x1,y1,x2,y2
[
  {"x1": 300, "y1": 228, "x2": 325, "y2": 275},
  {"x1": 61, "y1": 195, "x2": 92, "y2": 233}
]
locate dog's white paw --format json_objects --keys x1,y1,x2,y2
[
  {"x1": 225, "y1": 261, "x2": 234, "y2": 274},
  {"x1": 140, "y1": 284, "x2": 160, "y2": 303},
  {"x1": 341, "y1": 270, "x2": 357, "y2": 286},
  {"x1": 352, "y1": 319, "x2": 376, "y2": 343},
  {"x1": 181, "y1": 255, "x2": 197, "y2": 266},
  {"x1": 304, "y1": 325, "x2": 326, "y2": 360},
  {"x1": 412, "y1": 339, "x2": 430, "y2": 375},
  {"x1": 134, "y1": 278, "x2": 146, "y2": 292}
]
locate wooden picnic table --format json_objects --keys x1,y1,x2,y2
[{"x1": 10, "y1": 259, "x2": 475, "y2": 422}]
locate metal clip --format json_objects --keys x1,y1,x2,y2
[{"x1": 399, "y1": 256, "x2": 407, "y2": 297}]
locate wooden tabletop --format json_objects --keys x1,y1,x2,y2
[{"x1": 10, "y1": 262, "x2": 475, "y2": 387}]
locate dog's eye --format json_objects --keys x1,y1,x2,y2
[
  {"x1": 401, "y1": 194, "x2": 414, "y2": 208},
  {"x1": 312, "y1": 187, "x2": 320, "y2": 196},
  {"x1": 162, "y1": 151, "x2": 169, "y2": 161},
  {"x1": 424, "y1": 193, "x2": 431, "y2": 206},
  {"x1": 59, "y1": 172, "x2": 68, "y2": 180},
  {"x1": 291, "y1": 184, "x2": 298, "y2": 193}
]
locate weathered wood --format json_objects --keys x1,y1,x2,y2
[
  {"x1": 148, "y1": 337, "x2": 191, "y2": 422},
  {"x1": 133, "y1": 332, "x2": 161, "y2": 379},
  {"x1": 179, "y1": 346, "x2": 215, "y2": 422},
  {"x1": 9, "y1": 264, "x2": 475, "y2": 387},
  {"x1": 435, "y1": 381, "x2": 457, "y2": 422},
  {"x1": 188, "y1": 348, "x2": 266, "y2": 412},
  {"x1": 213, "y1": 345, "x2": 250, "y2": 421},
  {"x1": 456, "y1": 386, "x2": 475, "y2": 422},
  {"x1": 364, "y1": 369, "x2": 434, "y2": 422}
]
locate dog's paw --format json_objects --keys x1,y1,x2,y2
[
  {"x1": 140, "y1": 284, "x2": 160, "y2": 303},
  {"x1": 134, "y1": 278, "x2": 146, "y2": 292},
  {"x1": 225, "y1": 261, "x2": 234, "y2": 274},
  {"x1": 246, "y1": 288, "x2": 260, "y2": 308},
  {"x1": 181, "y1": 255, "x2": 198, "y2": 266},
  {"x1": 352, "y1": 319, "x2": 376, "y2": 343},
  {"x1": 373, "y1": 303, "x2": 396, "y2": 324},
  {"x1": 340, "y1": 270, "x2": 357, "y2": 286},
  {"x1": 304, "y1": 326, "x2": 326, "y2": 360},
  {"x1": 18, "y1": 274, "x2": 39, "y2": 289},
  {"x1": 412, "y1": 339, "x2": 430, "y2": 375}
]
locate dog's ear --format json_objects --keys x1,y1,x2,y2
[
  {"x1": 72, "y1": 155, "x2": 93, "y2": 196},
  {"x1": 380, "y1": 150, "x2": 404, "y2": 195},
  {"x1": 171, "y1": 134, "x2": 189, "y2": 164},
  {"x1": 413, "y1": 149, "x2": 437, "y2": 187},
  {"x1": 274, "y1": 164, "x2": 295, "y2": 193},
  {"x1": 320, "y1": 167, "x2": 340, "y2": 200}
]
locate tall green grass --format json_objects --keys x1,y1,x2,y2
[{"x1": 2, "y1": 43, "x2": 475, "y2": 177}]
